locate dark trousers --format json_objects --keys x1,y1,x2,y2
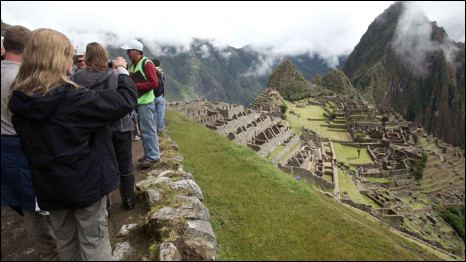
[{"x1": 111, "y1": 131, "x2": 135, "y2": 209}]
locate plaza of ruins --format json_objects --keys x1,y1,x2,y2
[{"x1": 167, "y1": 88, "x2": 465, "y2": 256}]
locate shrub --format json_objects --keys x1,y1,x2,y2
[{"x1": 440, "y1": 207, "x2": 465, "y2": 242}]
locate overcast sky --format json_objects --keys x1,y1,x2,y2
[{"x1": 2, "y1": 1, "x2": 465, "y2": 68}]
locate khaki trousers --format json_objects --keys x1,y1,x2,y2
[
  {"x1": 23, "y1": 210, "x2": 59, "y2": 260},
  {"x1": 48, "y1": 196, "x2": 112, "y2": 261}
]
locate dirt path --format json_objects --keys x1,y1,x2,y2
[{"x1": 1, "y1": 138, "x2": 148, "y2": 261}]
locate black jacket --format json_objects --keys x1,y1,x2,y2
[{"x1": 9, "y1": 74, "x2": 137, "y2": 211}]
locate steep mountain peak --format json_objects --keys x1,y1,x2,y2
[
  {"x1": 267, "y1": 60, "x2": 311, "y2": 100},
  {"x1": 342, "y1": 1, "x2": 465, "y2": 149}
]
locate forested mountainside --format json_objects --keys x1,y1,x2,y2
[
  {"x1": 106, "y1": 40, "x2": 345, "y2": 107},
  {"x1": 341, "y1": 2, "x2": 465, "y2": 149}
]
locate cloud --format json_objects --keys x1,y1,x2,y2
[
  {"x1": 391, "y1": 2, "x2": 461, "y2": 76},
  {"x1": 242, "y1": 49, "x2": 285, "y2": 77},
  {"x1": 1, "y1": 1, "x2": 463, "y2": 74}
]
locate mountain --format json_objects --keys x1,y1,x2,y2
[
  {"x1": 342, "y1": 1, "x2": 465, "y2": 149},
  {"x1": 266, "y1": 60, "x2": 312, "y2": 100},
  {"x1": 106, "y1": 39, "x2": 344, "y2": 107},
  {"x1": 311, "y1": 69, "x2": 360, "y2": 98},
  {"x1": 2, "y1": 18, "x2": 344, "y2": 107}
]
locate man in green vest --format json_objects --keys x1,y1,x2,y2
[{"x1": 121, "y1": 39, "x2": 160, "y2": 168}]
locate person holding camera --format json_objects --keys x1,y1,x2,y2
[
  {"x1": 73, "y1": 42, "x2": 137, "y2": 211},
  {"x1": 8, "y1": 30, "x2": 137, "y2": 260}
]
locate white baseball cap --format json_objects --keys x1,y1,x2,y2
[{"x1": 121, "y1": 39, "x2": 143, "y2": 51}]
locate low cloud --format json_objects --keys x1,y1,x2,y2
[{"x1": 391, "y1": 2, "x2": 461, "y2": 76}]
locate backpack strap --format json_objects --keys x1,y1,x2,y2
[
  {"x1": 89, "y1": 70, "x2": 115, "y2": 89},
  {"x1": 140, "y1": 58, "x2": 163, "y2": 96}
]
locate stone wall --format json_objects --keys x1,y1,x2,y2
[
  {"x1": 272, "y1": 134, "x2": 301, "y2": 166},
  {"x1": 257, "y1": 125, "x2": 294, "y2": 157},
  {"x1": 112, "y1": 132, "x2": 216, "y2": 261},
  {"x1": 278, "y1": 165, "x2": 335, "y2": 190}
]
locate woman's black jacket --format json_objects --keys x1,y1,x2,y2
[{"x1": 9, "y1": 74, "x2": 137, "y2": 211}]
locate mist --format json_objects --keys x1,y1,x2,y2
[{"x1": 391, "y1": 2, "x2": 461, "y2": 76}]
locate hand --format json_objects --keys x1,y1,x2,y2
[{"x1": 113, "y1": 56, "x2": 127, "y2": 68}]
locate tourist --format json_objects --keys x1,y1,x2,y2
[
  {"x1": 8, "y1": 28, "x2": 137, "y2": 260},
  {"x1": 121, "y1": 39, "x2": 161, "y2": 168}
]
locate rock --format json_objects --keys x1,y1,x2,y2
[
  {"x1": 158, "y1": 170, "x2": 194, "y2": 181},
  {"x1": 112, "y1": 242, "x2": 136, "y2": 261},
  {"x1": 149, "y1": 196, "x2": 210, "y2": 223},
  {"x1": 172, "y1": 180, "x2": 204, "y2": 202},
  {"x1": 182, "y1": 220, "x2": 217, "y2": 261},
  {"x1": 158, "y1": 241, "x2": 181, "y2": 261},
  {"x1": 145, "y1": 189, "x2": 161, "y2": 205},
  {"x1": 135, "y1": 177, "x2": 174, "y2": 192},
  {"x1": 118, "y1": 223, "x2": 138, "y2": 237}
]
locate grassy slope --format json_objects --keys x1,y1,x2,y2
[{"x1": 165, "y1": 110, "x2": 443, "y2": 261}]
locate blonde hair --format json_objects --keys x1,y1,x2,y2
[
  {"x1": 10, "y1": 28, "x2": 79, "y2": 96},
  {"x1": 85, "y1": 42, "x2": 108, "y2": 72}
]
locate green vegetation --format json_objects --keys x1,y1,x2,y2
[
  {"x1": 284, "y1": 102, "x2": 350, "y2": 141},
  {"x1": 333, "y1": 143, "x2": 373, "y2": 165},
  {"x1": 267, "y1": 60, "x2": 312, "y2": 101},
  {"x1": 408, "y1": 153, "x2": 428, "y2": 180},
  {"x1": 166, "y1": 110, "x2": 442, "y2": 261},
  {"x1": 354, "y1": 133, "x2": 366, "y2": 143},
  {"x1": 267, "y1": 145, "x2": 285, "y2": 160},
  {"x1": 440, "y1": 207, "x2": 465, "y2": 242},
  {"x1": 279, "y1": 104, "x2": 288, "y2": 119},
  {"x1": 338, "y1": 170, "x2": 380, "y2": 208}
]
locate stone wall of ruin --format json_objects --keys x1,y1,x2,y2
[{"x1": 278, "y1": 165, "x2": 335, "y2": 190}]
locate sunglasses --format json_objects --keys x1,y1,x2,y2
[{"x1": 76, "y1": 60, "x2": 85, "y2": 63}]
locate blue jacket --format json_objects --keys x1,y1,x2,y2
[
  {"x1": 1, "y1": 135, "x2": 36, "y2": 214},
  {"x1": 9, "y1": 74, "x2": 137, "y2": 211}
]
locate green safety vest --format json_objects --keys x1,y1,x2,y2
[{"x1": 129, "y1": 57, "x2": 155, "y2": 105}]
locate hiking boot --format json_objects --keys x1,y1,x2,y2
[
  {"x1": 121, "y1": 203, "x2": 135, "y2": 210},
  {"x1": 138, "y1": 155, "x2": 147, "y2": 162},
  {"x1": 140, "y1": 158, "x2": 160, "y2": 168}
]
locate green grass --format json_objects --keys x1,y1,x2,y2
[
  {"x1": 365, "y1": 177, "x2": 390, "y2": 183},
  {"x1": 165, "y1": 110, "x2": 443, "y2": 261},
  {"x1": 333, "y1": 142, "x2": 373, "y2": 165},
  {"x1": 285, "y1": 102, "x2": 350, "y2": 141},
  {"x1": 338, "y1": 170, "x2": 380, "y2": 208},
  {"x1": 267, "y1": 144, "x2": 285, "y2": 160}
]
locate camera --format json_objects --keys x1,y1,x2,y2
[{"x1": 108, "y1": 60, "x2": 114, "y2": 68}]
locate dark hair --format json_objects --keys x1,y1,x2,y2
[
  {"x1": 4, "y1": 25, "x2": 31, "y2": 55},
  {"x1": 152, "y1": 58, "x2": 160, "y2": 67},
  {"x1": 138, "y1": 50, "x2": 143, "y2": 55}
]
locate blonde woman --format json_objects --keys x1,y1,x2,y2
[{"x1": 8, "y1": 28, "x2": 137, "y2": 261}]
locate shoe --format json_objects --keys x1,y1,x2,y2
[
  {"x1": 121, "y1": 203, "x2": 135, "y2": 210},
  {"x1": 157, "y1": 130, "x2": 163, "y2": 136},
  {"x1": 138, "y1": 155, "x2": 146, "y2": 162},
  {"x1": 133, "y1": 135, "x2": 141, "y2": 141},
  {"x1": 140, "y1": 158, "x2": 160, "y2": 168}
]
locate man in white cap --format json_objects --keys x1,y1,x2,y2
[{"x1": 121, "y1": 39, "x2": 160, "y2": 168}]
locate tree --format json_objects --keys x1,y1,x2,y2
[{"x1": 354, "y1": 132, "x2": 366, "y2": 143}]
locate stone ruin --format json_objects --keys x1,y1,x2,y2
[
  {"x1": 167, "y1": 99, "x2": 337, "y2": 191},
  {"x1": 167, "y1": 96, "x2": 465, "y2": 257}
]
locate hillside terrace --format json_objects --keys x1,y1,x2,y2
[{"x1": 167, "y1": 96, "x2": 465, "y2": 256}]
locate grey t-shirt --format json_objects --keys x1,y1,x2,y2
[{"x1": 1, "y1": 60, "x2": 20, "y2": 135}]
